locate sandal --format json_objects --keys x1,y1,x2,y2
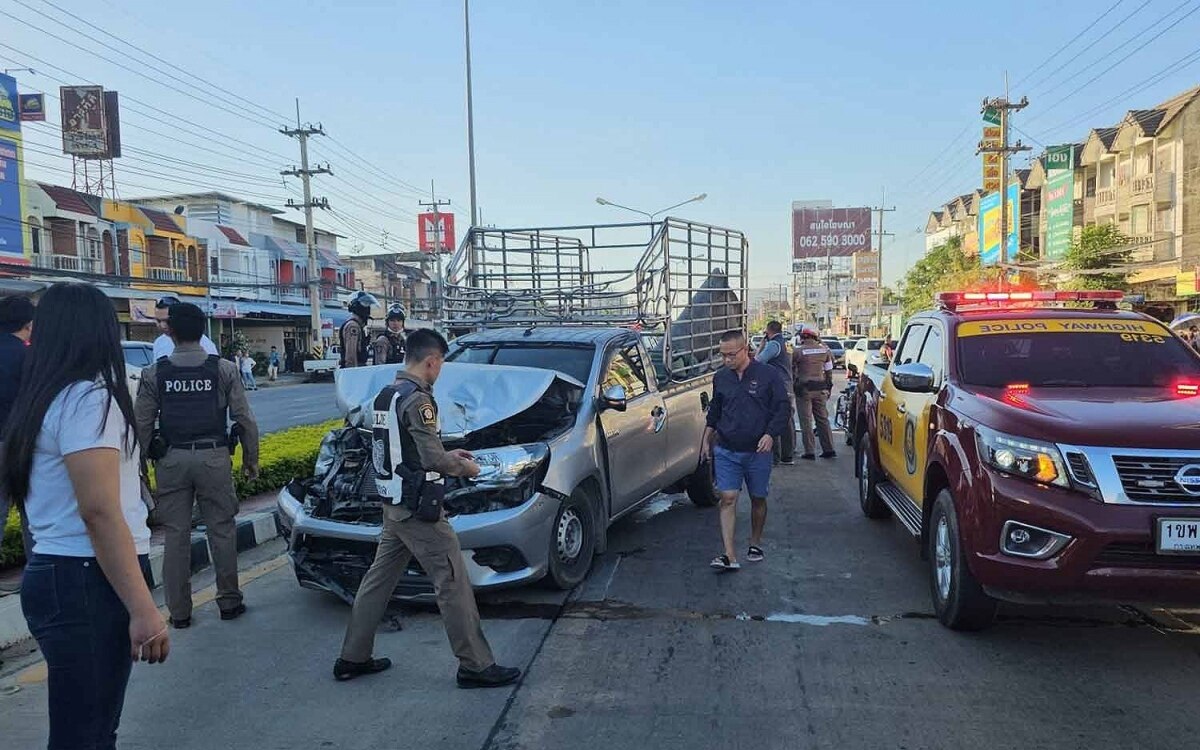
[
  {"x1": 746, "y1": 546, "x2": 765, "y2": 563},
  {"x1": 709, "y1": 554, "x2": 741, "y2": 572}
]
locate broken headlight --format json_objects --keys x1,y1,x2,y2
[{"x1": 444, "y1": 443, "x2": 550, "y2": 515}]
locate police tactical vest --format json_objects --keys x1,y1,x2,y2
[
  {"x1": 796, "y1": 340, "x2": 831, "y2": 389},
  {"x1": 339, "y1": 318, "x2": 369, "y2": 367},
  {"x1": 381, "y1": 332, "x2": 405, "y2": 364},
  {"x1": 157, "y1": 355, "x2": 225, "y2": 445},
  {"x1": 372, "y1": 380, "x2": 425, "y2": 505}
]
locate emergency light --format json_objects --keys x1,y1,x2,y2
[{"x1": 935, "y1": 290, "x2": 1124, "y2": 311}]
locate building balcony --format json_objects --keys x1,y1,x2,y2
[
  {"x1": 1095, "y1": 187, "x2": 1116, "y2": 213},
  {"x1": 1131, "y1": 173, "x2": 1155, "y2": 198},
  {"x1": 1155, "y1": 171, "x2": 1175, "y2": 205},
  {"x1": 148, "y1": 267, "x2": 188, "y2": 282},
  {"x1": 1129, "y1": 235, "x2": 1155, "y2": 264},
  {"x1": 33, "y1": 253, "x2": 103, "y2": 275}
]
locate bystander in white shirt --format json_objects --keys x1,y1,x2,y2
[{"x1": 153, "y1": 333, "x2": 218, "y2": 361}]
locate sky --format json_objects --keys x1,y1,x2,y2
[{"x1": 6, "y1": 0, "x2": 1200, "y2": 292}]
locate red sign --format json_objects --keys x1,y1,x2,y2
[
  {"x1": 792, "y1": 206, "x2": 872, "y2": 259},
  {"x1": 418, "y1": 212, "x2": 455, "y2": 254}
]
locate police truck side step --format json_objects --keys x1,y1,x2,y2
[{"x1": 876, "y1": 482, "x2": 922, "y2": 537}]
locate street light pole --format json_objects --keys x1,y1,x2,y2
[
  {"x1": 595, "y1": 193, "x2": 707, "y2": 221},
  {"x1": 465, "y1": 0, "x2": 479, "y2": 228}
]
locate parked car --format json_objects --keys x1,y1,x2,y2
[
  {"x1": 751, "y1": 333, "x2": 765, "y2": 351},
  {"x1": 821, "y1": 337, "x2": 846, "y2": 368},
  {"x1": 304, "y1": 345, "x2": 340, "y2": 380},
  {"x1": 121, "y1": 340, "x2": 155, "y2": 392},
  {"x1": 853, "y1": 289, "x2": 1200, "y2": 630},
  {"x1": 844, "y1": 337, "x2": 885, "y2": 373}
]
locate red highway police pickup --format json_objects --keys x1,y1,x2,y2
[{"x1": 852, "y1": 290, "x2": 1200, "y2": 630}]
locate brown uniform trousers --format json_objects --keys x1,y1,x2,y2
[
  {"x1": 340, "y1": 503, "x2": 494, "y2": 671},
  {"x1": 792, "y1": 339, "x2": 835, "y2": 456},
  {"x1": 156, "y1": 447, "x2": 242, "y2": 619}
]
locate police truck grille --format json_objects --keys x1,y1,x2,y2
[{"x1": 1112, "y1": 456, "x2": 1200, "y2": 504}]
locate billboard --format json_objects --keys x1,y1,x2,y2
[
  {"x1": 0, "y1": 73, "x2": 27, "y2": 263},
  {"x1": 982, "y1": 125, "x2": 1002, "y2": 193},
  {"x1": 1043, "y1": 145, "x2": 1075, "y2": 261},
  {"x1": 60, "y1": 85, "x2": 109, "y2": 157},
  {"x1": 103, "y1": 91, "x2": 122, "y2": 158},
  {"x1": 18, "y1": 93, "x2": 45, "y2": 122},
  {"x1": 792, "y1": 206, "x2": 871, "y2": 259},
  {"x1": 418, "y1": 212, "x2": 455, "y2": 254},
  {"x1": 978, "y1": 184, "x2": 1020, "y2": 266}
]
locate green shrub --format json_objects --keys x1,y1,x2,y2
[{"x1": 1, "y1": 418, "x2": 343, "y2": 570}]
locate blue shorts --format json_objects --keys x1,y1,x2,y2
[{"x1": 713, "y1": 444, "x2": 773, "y2": 497}]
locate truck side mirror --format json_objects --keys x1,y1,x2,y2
[
  {"x1": 890, "y1": 363, "x2": 936, "y2": 393},
  {"x1": 846, "y1": 364, "x2": 859, "y2": 379},
  {"x1": 600, "y1": 385, "x2": 628, "y2": 412}
]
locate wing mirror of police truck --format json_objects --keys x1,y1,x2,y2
[
  {"x1": 846, "y1": 364, "x2": 859, "y2": 379},
  {"x1": 890, "y1": 363, "x2": 936, "y2": 393},
  {"x1": 600, "y1": 385, "x2": 629, "y2": 412}
]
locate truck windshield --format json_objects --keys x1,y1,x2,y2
[
  {"x1": 957, "y1": 324, "x2": 1200, "y2": 388},
  {"x1": 447, "y1": 344, "x2": 594, "y2": 384}
]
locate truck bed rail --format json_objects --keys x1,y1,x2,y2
[{"x1": 443, "y1": 218, "x2": 748, "y2": 381}]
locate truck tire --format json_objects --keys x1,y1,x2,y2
[
  {"x1": 928, "y1": 489, "x2": 998, "y2": 631},
  {"x1": 685, "y1": 458, "x2": 718, "y2": 507},
  {"x1": 857, "y1": 433, "x2": 888, "y2": 519},
  {"x1": 546, "y1": 488, "x2": 597, "y2": 590}
]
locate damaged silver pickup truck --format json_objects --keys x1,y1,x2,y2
[{"x1": 276, "y1": 218, "x2": 748, "y2": 601}]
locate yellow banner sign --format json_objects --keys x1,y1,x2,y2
[{"x1": 958, "y1": 318, "x2": 1170, "y2": 337}]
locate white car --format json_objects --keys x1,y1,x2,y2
[
  {"x1": 121, "y1": 340, "x2": 155, "y2": 392},
  {"x1": 844, "y1": 337, "x2": 885, "y2": 373}
]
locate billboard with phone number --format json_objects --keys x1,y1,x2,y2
[{"x1": 792, "y1": 206, "x2": 872, "y2": 259}]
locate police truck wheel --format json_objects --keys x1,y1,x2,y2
[
  {"x1": 857, "y1": 433, "x2": 888, "y2": 519},
  {"x1": 546, "y1": 489, "x2": 596, "y2": 590},
  {"x1": 928, "y1": 490, "x2": 998, "y2": 631},
  {"x1": 685, "y1": 458, "x2": 718, "y2": 507}
]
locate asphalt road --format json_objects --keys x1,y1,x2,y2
[
  {"x1": 246, "y1": 381, "x2": 340, "y2": 433},
  {"x1": 4, "y1": 377, "x2": 1200, "y2": 749}
]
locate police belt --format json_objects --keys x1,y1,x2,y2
[
  {"x1": 797, "y1": 380, "x2": 828, "y2": 392},
  {"x1": 170, "y1": 439, "x2": 228, "y2": 451}
]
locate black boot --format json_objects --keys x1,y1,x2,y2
[
  {"x1": 334, "y1": 657, "x2": 392, "y2": 682},
  {"x1": 457, "y1": 664, "x2": 521, "y2": 689}
]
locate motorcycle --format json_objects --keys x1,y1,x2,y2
[{"x1": 834, "y1": 364, "x2": 859, "y2": 446}]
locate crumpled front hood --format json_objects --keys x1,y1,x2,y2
[{"x1": 335, "y1": 361, "x2": 585, "y2": 436}]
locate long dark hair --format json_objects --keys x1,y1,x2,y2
[{"x1": 2, "y1": 283, "x2": 136, "y2": 505}]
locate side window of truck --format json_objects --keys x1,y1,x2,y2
[
  {"x1": 602, "y1": 343, "x2": 650, "y2": 399},
  {"x1": 895, "y1": 324, "x2": 928, "y2": 366},
  {"x1": 918, "y1": 326, "x2": 945, "y2": 384}
]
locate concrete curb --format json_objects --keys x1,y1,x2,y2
[{"x1": 0, "y1": 509, "x2": 282, "y2": 650}]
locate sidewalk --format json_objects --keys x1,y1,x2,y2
[
  {"x1": 0, "y1": 491, "x2": 284, "y2": 649},
  {"x1": 251, "y1": 372, "x2": 308, "y2": 389}
]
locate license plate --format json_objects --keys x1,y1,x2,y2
[{"x1": 1157, "y1": 518, "x2": 1200, "y2": 555}]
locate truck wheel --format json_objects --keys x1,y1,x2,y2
[
  {"x1": 546, "y1": 489, "x2": 596, "y2": 590},
  {"x1": 857, "y1": 433, "x2": 888, "y2": 519},
  {"x1": 685, "y1": 458, "x2": 718, "y2": 507},
  {"x1": 928, "y1": 490, "x2": 998, "y2": 631}
]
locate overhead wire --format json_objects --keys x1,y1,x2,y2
[
  {"x1": 1021, "y1": 0, "x2": 1155, "y2": 94},
  {"x1": 1012, "y1": 0, "x2": 1129, "y2": 90}
]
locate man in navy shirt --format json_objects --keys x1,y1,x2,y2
[
  {"x1": 702, "y1": 329, "x2": 789, "y2": 571},
  {"x1": 0, "y1": 295, "x2": 35, "y2": 592}
]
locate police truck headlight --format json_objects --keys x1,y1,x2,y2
[
  {"x1": 975, "y1": 426, "x2": 1068, "y2": 488},
  {"x1": 444, "y1": 443, "x2": 551, "y2": 514}
]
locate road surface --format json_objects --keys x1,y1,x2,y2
[
  {"x1": 246, "y1": 381, "x2": 340, "y2": 433},
  {"x1": 3, "y1": 377, "x2": 1199, "y2": 749}
]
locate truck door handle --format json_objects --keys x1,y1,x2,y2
[{"x1": 896, "y1": 404, "x2": 907, "y2": 415}]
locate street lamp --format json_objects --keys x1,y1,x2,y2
[{"x1": 595, "y1": 193, "x2": 707, "y2": 221}]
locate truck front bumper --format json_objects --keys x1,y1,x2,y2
[
  {"x1": 968, "y1": 470, "x2": 1200, "y2": 606},
  {"x1": 275, "y1": 485, "x2": 559, "y2": 604}
]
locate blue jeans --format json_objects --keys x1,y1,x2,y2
[
  {"x1": 242, "y1": 371, "x2": 257, "y2": 389},
  {"x1": 22, "y1": 553, "x2": 150, "y2": 750},
  {"x1": 712, "y1": 444, "x2": 773, "y2": 498}
]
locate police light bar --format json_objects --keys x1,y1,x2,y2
[{"x1": 935, "y1": 290, "x2": 1124, "y2": 311}]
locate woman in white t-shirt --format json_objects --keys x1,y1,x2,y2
[{"x1": 1, "y1": 283, "x2": 170, "y2": 749}]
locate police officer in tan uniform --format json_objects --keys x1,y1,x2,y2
[
  {"x1": 372, "y1": 303, "x2": 407, "y2": 366},
  {"x1": 339, "y1": 291, "x2": 377, "y2": 368},
  {"x1": 791, "y1": 327, "x2": 836, "y2": 460},
  {"x1": 134, "y1": 303, "x2": 260, "y2": 628},
  {"x1": 334, "y1": 328, "x2": 521, "y2": 689}
]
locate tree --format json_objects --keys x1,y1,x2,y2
[
  {"x1": 898, "y1": 236, "x2": 1002, "y2": 318},
  {"x1": 1061, "y1": 224, "x2": 1131, "y2": 291}
]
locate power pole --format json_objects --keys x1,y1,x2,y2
[
  {"x1": 282, "y1": 101, "x2": 331, "y2": 359},
  {"x1": 871, "y1": 194, "x2": 895, "y2": 335},
  {"x1": 979, "y1": 86, "x2": 1030, "y2": 284},
  {"x1": 420, "y1": 184, "x2": 451, "y2": 322},
  {"x1": 464, "y1": 0, "x2": 479, "y2": 228}
]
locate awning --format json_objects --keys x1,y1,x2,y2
[
  {"x1": 216, "y1": 225, "x2": 251, "y2": 247},
  {"x1": 0, "y1": 277, "x2": 47, "y2": 295},
  {"x1": 251, "y1": 233, "x2": 305, "y2": 262},
  {"x1": 233, "y1": 299, "x2": 351, "y2": 325}
]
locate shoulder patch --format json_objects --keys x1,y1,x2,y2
[{"x1": 419, "y1": 403, "x2": 436, "y2": 426}]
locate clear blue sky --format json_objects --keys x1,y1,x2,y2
[{"x1": 7, "y1": 0, "x2": 1200, "y2": 289}]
